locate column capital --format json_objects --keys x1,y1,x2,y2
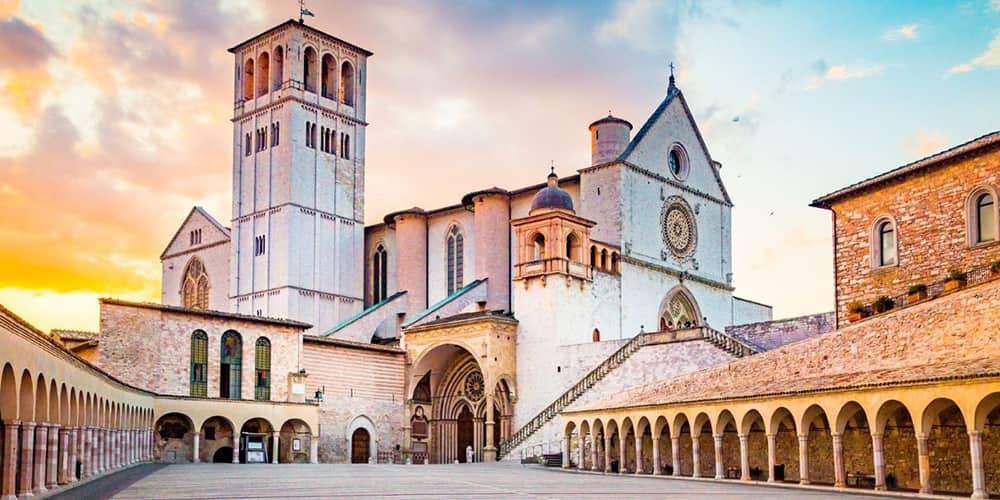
[
  {"x1": 766, "y1": 433, "x2": 776, "y2": 439},
  {"x1": 4, "y1": 419, "x2": 22, "y2": 427},
  {"x1": 871, "y1": 432, "x2": 883, "y2": 440},
  {"x1": 968, "y1": 429, "x2": 983, "y2": 438},
  {"x1": 21, "y1": 421, "x2": 36, "y2": 430}
]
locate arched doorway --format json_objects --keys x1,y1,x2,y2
[
  {"x1": 457, "y1": 405, "x2": 474, "y2": 463},
  {"x1": 154, "y1": 412, "x2": 195, "y2": 463},
  {"x1": 279, "y1": 419, "x2": 312, "y2": 464},
  {"x1": 239, "y1": 418, "x2": 274, "y2": 464},
  {"x1": 200, "y1": 416, "x2": 235, "y2": 464},
  {"x1": 351, "y1": 428, "x2": 370, "y2": 464},
  {"x1": 212, "y1": 447, "x2": 233, "y2": 463}
]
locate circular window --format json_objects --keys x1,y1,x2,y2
[
  {"x1": 667, "y1": 144, "x2": 689, "y2": 180},
  {"x1": 464, "y1": 371, "x2": 485, "y2": 401},
  {"x1": 661, "y1": 196, "x2": 697, "y2": 258}
]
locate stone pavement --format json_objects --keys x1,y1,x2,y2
[{"x1": 111, "y1": 462, "x2": 901, "y2": 499}]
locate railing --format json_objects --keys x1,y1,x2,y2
[
  {"x1": 514, "y1": 257, "x2": 592, "y2": 281},
  {"x1": 865, "y1": 261, "x2": 998, "y2": 318},
  {"x1": 498, "y1": 332, "x2": 648, "y2": 458},
  {"x1": 702, "y1": 326, "x2": 764, "y2": 357}
]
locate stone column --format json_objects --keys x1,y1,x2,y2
[
  {"x1": 970, "y1": 431, "x2": 987, "y2": 499},
  {"x1": 309, "y1": 435, "x2": 319, "y2": 464},
  {"x1": 33, "y1": 424, "x2": 48, "y2": 494},
  {"x1": 18, "y1": 421, "x2": 36, "y2": 497},
  {"x1": 797, "y1": 434, "x2": 809, "y2": 485},
  {"x1": 831, "y1": 432, "x2": 846, "y2": 488},
  {"x1": 81, "y1": 427, "x2": 91, "y2": 478},
  {"x1": 766, "y1": 433, "x2": 776, "y2": 483},
  {"x1": 634, "y1": 435, "x2": 643, "y2": 474},
  {"x1": 872, "y1": 432, "x2": 886, "y2": 491},
  {"x1": 691, "y1": 436, "x2": 701, "y2": 478},
  {"x1": 112, "y1": 430, "x2": 119, "y2": 468},
  {"x1": 484, "y1": 393, "x2": 496, "y2": 462},
  {"x1": 713, "y1": 434, "x2": 724, "y2": 479},
  {"x1": 603, "y1": 434, "x2": 612, "y2": 473},
  {"x1": 192, "y1": 433, "x2": 200, "y2": 464},
  {"x1": 590, "y1": 434, "x2": 599, "y2": 471},
  {"x1": 271, "y1": 432, "x2": 280, "y2": 464},
  {"x1": 671, "y1": 436, "x2": 680, "y2": 476},
  {"x1": 69, "y1": 427, "x2": 79, "y2": 482},
  {"x1": 562, "y1": 436, "x2": 571, "y2": 468},
  {"x1": 652, "y1": 437, "x2": 661, "y2": 475},
  {"x1": 916, "y1": 432, "x2": 931, "y2": 494},
  {"x1": 46, "y1": 424, "x2": 59, "y2": 489},
  {"x1": 232, "y1": 435, "x2": 240, "y2": 464},
  {"x1": 618, "y1": 434, "x2": 627, "y2": 473},
  {"x1": 738, "y1": 433, "x2": 750, "y2": 481},
  {"x1": 577, "y1": 433, "x2": 586, "y2": 470},
  {"x1": 2, "y1": 420, "x2": 20, "y2": 500},
  {"x1": 58, "y1": 427, "x2": 71, "y2": 485}
]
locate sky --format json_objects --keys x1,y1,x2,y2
[{"x1": 1, "y1": 0, "x2": 998, "y2": 333}]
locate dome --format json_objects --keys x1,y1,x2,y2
[{"x1": 530, "y1": 172, "x2": 574, "y2": 213}]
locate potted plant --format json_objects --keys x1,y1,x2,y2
[
  {"x1": 907, "y1": 284, "x2": 928, "y2": 304},
  {"x1": 991, "y1": 260, "x2": 1000, "y2": 277},
  {"x1": 749, "y1": 466, "x2": 763, "y2": 481},
  {"x1": 944, "y1": 269, "x2": 968, "y2": 292},
  {"x1": 847, "y1": 301, "x2": 869, "y2": 322},
  {"x1": 872, "y1": 295, "x2": 895, "y2": 314}
]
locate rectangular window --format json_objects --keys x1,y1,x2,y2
[
  {"x1": 880, "y1": 228, "x2": 896, "y2": 266},
  {"x1": 979, "y1": 200, "x2": 996, "y2": 242}
]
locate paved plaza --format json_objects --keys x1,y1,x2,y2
[{"x1": 99, "y1": 463, "x2": 898, "y2": 499}]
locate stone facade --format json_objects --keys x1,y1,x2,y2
[
  {"x1": 301, "y1": 336, "x2": 405, "y2": 463},
  {"x1": 160, "y1": 207, "x2": 231, "y2": 312},
  {"x1": 98, "y1": 300, "x2": 305, "y2": 402},
  {"x1": 725, "y1": 312, "x2": 834, "y2": 350},
  {"x1": 812, "y1": 135, "x2": 1000, "y2": 327}
]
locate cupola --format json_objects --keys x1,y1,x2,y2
[{"x1": 529, "y1": 170, "x2": 575, "y2": 215}]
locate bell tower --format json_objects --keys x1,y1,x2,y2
[{"x1": 227, "y1": 20, "x2": 372, "y2": 332}]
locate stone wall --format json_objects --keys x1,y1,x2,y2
[
  {"x1": 725, "y1": 312, "x2": 834, "y2": 350},
  {"x1": 824, "y1": 143, "x2": 1000, "y2": 326},
  {"x1": 99, "y1": 300, "x2": 303, "y2": 401},
  {"x1": 301, "y1": 337, "x2": 405, "y2": 463}
]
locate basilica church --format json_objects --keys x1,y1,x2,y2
[
  {"x1": 4, "y1": 16, "x2": 1000, "y2": 498},
  {"x1": 152, "y1": 18, "x2": 777, "y2": 464}
]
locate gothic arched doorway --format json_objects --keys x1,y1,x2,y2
[
  {"x1": 351, "y1": 428, "x2": 370, "y2": 464},
  {"x1": 658, "y1": 286, "x2": 702, "y2": 331},
  {"x1": 457, "y1": 405, "x2": 474, "y2": 462}
]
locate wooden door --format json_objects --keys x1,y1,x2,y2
[
  {"x1": 351, "y1": 428, "x2": 370, "y2": 463},
  {"x1": 457, "y1": 406, "x2": 474, "y2": 462}
]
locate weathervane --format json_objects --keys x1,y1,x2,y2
[{"x1": 299, "y1": 0, "x2": 315, "y2": 23}]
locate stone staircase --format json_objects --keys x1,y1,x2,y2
[{"x1": 497, "y1": 326, "x2": 764, "y2": 460}]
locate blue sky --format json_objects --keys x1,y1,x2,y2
[{"x1": 0, "y1": 0, "x2": 998, "y2": 331}]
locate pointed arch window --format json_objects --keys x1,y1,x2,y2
[
  {"x1": 373, "y1": 244, "x2": 388, "y2": 303},
  {"x1": 446, "y1": 226, "x2": 464, "y2": 294},
  {"x1": 659, "y1": 290, "x2": 699, "y2": 330},
  {"x1": 254, "y1": 337, "x2": 271, "y2": 401},
  {"x1": 220, "y1": 331, "x2": 242, "y2": 399},
  {"x1": 190, "y1": 330, "x2": 208, "y2": 397},
  {"x1": 182, "y1": 257, "x2": 209, "y2": 310}
]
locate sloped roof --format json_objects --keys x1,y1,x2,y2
[
  {"x1": 811, "y1": 130, "x2": 1000, "y2": 208},
  {"x1": 100, "y1": 298, "x2": 312, "y2": 329},
  {"x1": 160, "y1": 206, "x2": 231, "y2": 260},
  {"x1": 568, "y1": 277, "x2": 1000, "y2": 413},
  {"x1": 618, "y1": 86, "x2": 732, "y2": 205}
]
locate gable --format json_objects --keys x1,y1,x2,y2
[
  {"x1": 619, "y1": 90, "x2": 731, "y2": 205},
  {"x1": 160, "y1": 207, "x2": 231, "y2": 260}
]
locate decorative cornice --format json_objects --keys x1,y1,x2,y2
[
  {"x1": 233, "y1": 202, "x2": 362, "y2": 226},
  {"x1": 232, "y1": 93, "x2": 369, "y2": 126},
  {"x1": 620, "y1": 254, "x2": 734, "y2": 292},
  {"x1": 230, "y1": 285, "x2": 362, "y2": 304}
]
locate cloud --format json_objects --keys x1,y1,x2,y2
[
  {"x1": 595, "y1": 0, "x2": 679, "y2": 52},
  {"x1": 991, "y1": 0, "x2": 1000, "y2": 12},
  {"x1": 904, "y1": 129, "x2": 948, "y2": 157},
  {"x1": 946, "y1": 31, "x2": 1000, "y2": 75},
  {"x1": 0, "y1": 17, "x2": 55, "y2": 70},
  {"x1": 882, "y1": 23, "x2": 919, "y2": 41},
  {"x1": 806, "y1": 61, "x2": 885, "y2": 89}
]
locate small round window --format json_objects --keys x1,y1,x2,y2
[{"x1": 668, "y1": 144, "x2": 689, "y2": 180}]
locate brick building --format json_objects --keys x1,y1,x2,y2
[{"x1": 811, "y1": 131, "x2": 1000, "y2": 327}]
